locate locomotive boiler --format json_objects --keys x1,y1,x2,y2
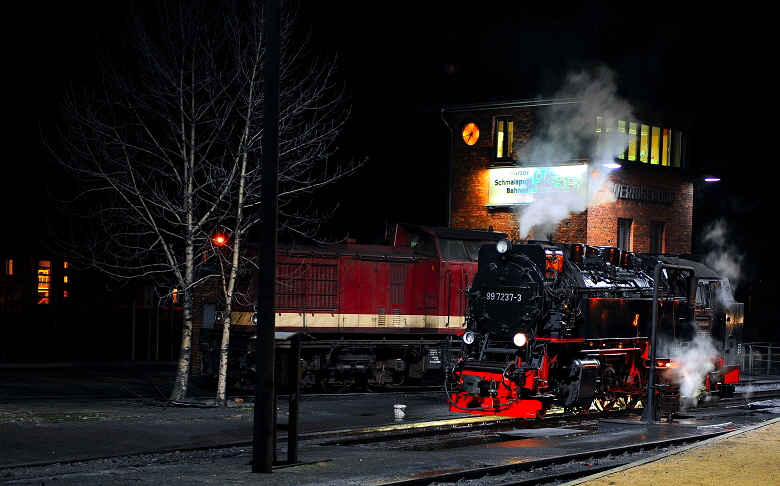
[{"x1": 447, "y1": 239, "x2": 743, "y2": 418}]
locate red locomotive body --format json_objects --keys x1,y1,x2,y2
[
  {"x1": 201, "y1": 223, "x2": 506, "y2": 391},
  {"x1": 447, "y1": 240, "x2": 743, "y2": 419}
]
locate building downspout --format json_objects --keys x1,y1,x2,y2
[{"x1": 440, "y1": 109, "x2": 453, "y2": 227}]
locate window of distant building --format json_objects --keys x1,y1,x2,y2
[
  {"x1": 62, "y1": 262, "x2": 69, "y2": 298},
  {"x1": 38, "y1": 261, "x2": 51, "y2": 304},
  {"x1": 596, "y1": 117, "x2": 683, "y2": 168},
  {"x1": 3, "y1": 259, "x2": 11, "y2": 276},
  {"x1": 494, "y1": 116, "x2": 514, "y2": 161},
  {"x1": 617, "y1": 218, "x2": 632, "y2": 251},
  {"x1": 651, "y1": 221, "x2": 665, "y2": 253}
]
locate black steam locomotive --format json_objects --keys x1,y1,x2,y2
[{"x1": 447, "y1": 239, "x2": 743, "y2": 418}]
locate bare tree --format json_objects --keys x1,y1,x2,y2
[{"x1": 44, "y1": 0, "x2": 362, "y2": 402}]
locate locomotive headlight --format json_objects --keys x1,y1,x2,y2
[
  {"x1": 496, "y1": 239, "x2": 512, "y2": 254},
  {"x1": 513, "y1": 332, "x2": 528, "y2": 347},
  {"x1": 462, "y1": 331, "x2": 476, "y2": 345}
]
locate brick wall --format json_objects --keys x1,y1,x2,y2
[
  {"x1": 448, "y1": 106, "x2": 693, "y2": 253},
  {"x1": 588, "y1": 164, "x2": 692, "y2": 253}
]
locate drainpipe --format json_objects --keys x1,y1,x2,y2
[{"x1": 440, "y1": 109, "x2": 453, "y2": 227}]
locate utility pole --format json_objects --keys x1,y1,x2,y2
[{"x1": 252, "y1": 0, "x2": 281, "y2": 474}]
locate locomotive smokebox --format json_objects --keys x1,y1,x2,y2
[{"x1": 470, "y1": 243, "x2": 547, "y2": 337}]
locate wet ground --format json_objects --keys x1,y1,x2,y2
[{"x1": 1, "y1": 363, "x2": 779, "y2": 485}]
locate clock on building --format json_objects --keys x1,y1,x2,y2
[{"x1": 462, "y1": 122, "x2": 479, "y2": 146}]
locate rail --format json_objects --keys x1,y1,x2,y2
[{"x1": 743, "y1": 342, "x2": 780, "y2": 375}]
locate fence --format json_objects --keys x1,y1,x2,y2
[{"x1": 743, "y1": 342, "x2": 780, "y2": 375}]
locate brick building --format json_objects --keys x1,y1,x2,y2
[{"x1": 438, "y1": 98, "x2": 696, "y2": 253}]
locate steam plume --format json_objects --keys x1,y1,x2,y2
[
  {"x1": 517, "y1": 66, "x2": 633, "y2": 239},
  {"x1": 665, "y1": 336, "x2": 719, "y2": 404},
  {"x1": 701, "y1": 218, "x2": 745, "y2": 293}
]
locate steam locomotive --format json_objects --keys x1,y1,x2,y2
[
  {"x1": 447, "y1": 239, "x2": 743, "y2": 418},
  {"x1": 200, "y1": 223, "x2": 506, "y2": 391}
]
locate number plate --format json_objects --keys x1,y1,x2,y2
[{"x1": 483, "y1": 291, "x2": 523, "y2": 303}]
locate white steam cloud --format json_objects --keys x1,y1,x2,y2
[
  {"x1": 517, "y1": 66, "x2": 634, "y2": 240},
  {"x1": 660, "y1": 335, "x2": 719, "y2": 405},
  {"x1": 701, "y1": 218, "x2": 745, "y2": 292}
]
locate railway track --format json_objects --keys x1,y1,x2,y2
[{"x1": 374, "y1": 431, "x2": 730, "y2": 486}]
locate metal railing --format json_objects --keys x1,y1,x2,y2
[{"x1": 743, "y1": 342, "x2": 780, "y2": 375}]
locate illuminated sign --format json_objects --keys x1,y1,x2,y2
[{"x1": 487, "y1": 165, "x2": 588, "y2": 206}]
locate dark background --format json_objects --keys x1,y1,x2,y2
[{"x1": 7, "y1": 2, "x2": 777, "y2": 339}]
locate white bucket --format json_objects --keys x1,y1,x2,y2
[{"x1": 393, "y1": 404, "x2": 407, "y2": 420}]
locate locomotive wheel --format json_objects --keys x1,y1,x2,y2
[
  {"x1": 319, "y1": 376, "x2": 349, "y2": 394},
  {"x1": 593, "y1": 398, "x2": 616, "y2": 411},
  {"x1": 625, "y1": 395, "x2": 642, "y2": 409}
]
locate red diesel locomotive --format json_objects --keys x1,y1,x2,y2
[
  {"x1": 201, "y1": 223, "x2": 506, "y2": 391},
  {"x1": 447, "y1": 239, "x2": 743, "y2": 418}
]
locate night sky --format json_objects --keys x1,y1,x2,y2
[{"x1": 8, "y1": 2, "x2": 778, "y2": 334}]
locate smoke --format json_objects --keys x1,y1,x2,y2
[
  {"x1": 517, "y1": 66, "x2": 634, "y2": 239},
  {"x1": 701, "y1": 218, "x2": 745, "y2": 292},
  {"x1": 659, "y1": 334, "x2": 719, "y2": 404}
]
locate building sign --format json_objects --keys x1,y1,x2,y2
[
  {"x1": 612, "y1": 183, "x2": 673, "y2": 204},
  {"x1": 487, "y1": 165, "x2": 588, "y2": 206}
]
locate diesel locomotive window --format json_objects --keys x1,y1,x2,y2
[
  {"x1": 410, "y1": 234, "x2": 436, "y2": 256},
  {"x1": 494, "y1": 116, "x2": 514, "y2": 161},
  {"x1": 463, "y1": 240, "x2": 496, "y2": 260},
  {"x1": 596, "y1": 116, "x2": 684, "y2": 168},
  {"x1": 439, "y1": 238, "x2": 469, "y2": 260}
]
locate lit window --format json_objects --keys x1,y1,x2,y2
[
  {"x1": 627, "y1": 122, "x2": 638, "y2": 161},
  {"x1": 4, "y1": 259, "x2": 11, "y2": 276},
  {"x1": 63, "y1": 261, "x2": 69, "y2": 269},
  {"x1": 63, "y1": 291, "x2": 69, "y2": 298},
  {"x1": 650, "y1": 126, "x2": 661, "y2": 164},
  {"x1": 494, "y1": 116, "x2": 514, "y2": 161},
  {"x1": 640, "y1": 124, "x2": 650, "y2": 162},
  {"x1": 63, "y1": 276, "x2": 69, "y2": 283},
  {"x1": 596, "y1": 117, "x2": 683, "y2": 168},
  {"x1": 38, "y1": 261, "x2": 51, "y2": 305}
]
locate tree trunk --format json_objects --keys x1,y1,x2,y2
[
  {"x1": 216, "y1": 304, "x2": 232, "y2": 406},
  {"x1": 170, "y1": 291, "x2": 193, "y2": 401}
]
